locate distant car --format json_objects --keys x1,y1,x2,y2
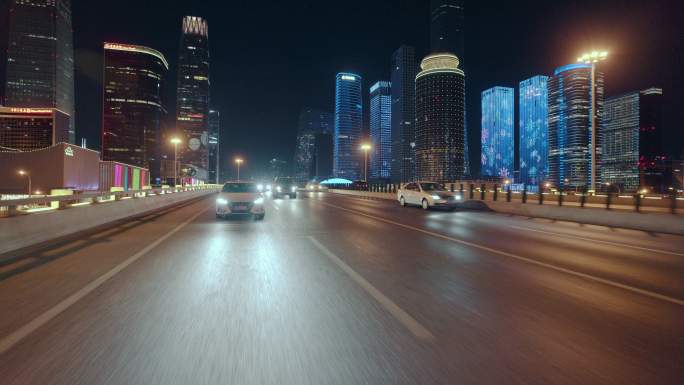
[
  {"x1": 273, "y1": 177, "x2": 298, "y2": 199},
  {"x1": 351, "y1": 180, "x2": 368, "y2": 190},
  {"x1": 397, "y1": 181, "x2": 462, "y2": 210},
  {"x1": 305, "y1": 182, "x2": 328, "y2": 192},
  {"x1": 216, "y1": 181, "x2": 265, "y2": 220}
]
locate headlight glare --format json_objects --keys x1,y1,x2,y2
[
  {"x1": 431, "y1": 195, "x2": 441, "y2": 200},
  {"x1": 254, "y1": 197, "x2": 264, "y2": 204},
  {"x1": 216, "y1": 198, "x2": 228, "y2": 205}
]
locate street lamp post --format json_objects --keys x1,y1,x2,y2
[
  {"x1": 18, "y1": 170, "x2": 31, "y2": 197},
  {"x1": 170, "y1": 137, "x2": 182, "y2": 187},
  {"x1": 578, "y1": 51, "x2": 608, "y2": 192},
  {"x1": 360, "y1": 143, "x2": 371, "y2": 182},
  {"x1": 235, "y1": 158, "x2": 244, "y2": 181}
]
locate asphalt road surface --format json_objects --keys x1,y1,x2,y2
[{"x1": 0, "y1": 192, "x2": 683, "y2": 384}]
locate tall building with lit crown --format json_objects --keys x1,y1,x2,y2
[
  {"x1": 102, "y1": 43, "x2": 167, "y2": 180},
  {"x1": 333, "y1": 73, "x2": 363, "y2": 180},
  {"x1": 548, "y1": 63, "x2": 604, "y2": 190},
  {"x1": 176, "y1": 16, "x2": 210, "y2": 181},
  {"x1": 4, "y1": 0, "x2": 75, "y2": 143},
  {"x1": 390, "y1": 46, "x2": 417, "y2": 182},
  {"x1": 294, "y1": 107, "x2": 333, "y2": 182},
  {"x1": 369, "y1": 81, "x2": 392, "y2": 179},
  {"x1": 430, "y1": 0, "x2": 465, "y2": 59},
  {"x1": 208, "y1": 109, "x2": 220, "y2": 184},
  {"x1": 415, "y1": 53, "x2": 465, "y2": 182},
  {"x1": 601, "y1": 87, "x2": 665, "y2": 192},
  {"x1": 481, "y1": 86, "x2": 514, "y2": 179},
  {"x1": 519, "y1": 76, "x2": 549, "y2": 185}
]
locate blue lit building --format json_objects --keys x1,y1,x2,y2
[
  {"x1": 548, "y1": 63, "x2": 604, "y2": 190},
  {"x1": 369, "y1": 81, "x2": 392, "y2": 179},
  {"x1": 333, "y1": 73, "x2": 363, "y2": 180},
  {"x1": 519, "y1": 76, "x2": 549, "y2": 185},
  {"x1": 480, "y1": 86, "x2": 514, "y2": 179}
]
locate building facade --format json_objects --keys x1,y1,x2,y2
[
  {"x1": 429, "y1": 0, "x2": 465, "y2": 59},
  {"x1": 480, "y1": 86, "x2": 514, "y2": 179},
  {"x1": 208, "y1": 109, "x2": 220, "y2": 184},
  {"x1": 101, "y1": 43, "x2": 167, "y2": 180},
  {"x1": 333, "y1": 73, "x2": 363, "y2": 180},
  {"x1": 369, "y1": 81, "x2": 392, "y2": 179},
  {"x1": 176, "y1": 16, "x2": 210, "y2": 181},
  {"x1": 415, "y1": 53, "x2": 465, "y2": 182},
  {"x1": 4, "y1": 0, "x2": 75, "y2": 143},
  {"x1": 548, "y1": 63, "x2": 604, "y2": 190},
  {"x1": 519, "y1": 76, "x2": 549, "y2": 185},
  {"x1": 390, "y1": 45, "x2": 417, "y2": 182},
  {"x1": 294, "y1": 107, "x2": 333, "y2": 182},
  {"x1": 601, "y1": 87, "x2": 665, "y2": 192},
  {"x1": 0, "y1": 107, "x2": 69, "y2": 151}
]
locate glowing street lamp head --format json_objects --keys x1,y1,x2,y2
[
  {"x1": 18, "y1": 170, "x2": 27, "y2": 176},
  {"x1": 170, "y1": 137, "x2": 182, "y2": 145},
  {"x1": 235, "y1": 158, "x2": 244, "y2": 165},
  {"x1": 577, "y1": 51, "x2": 608, "y2": 63},
  {"x1": 360, "y1": 143, "x2": 371, "y2": 151}
]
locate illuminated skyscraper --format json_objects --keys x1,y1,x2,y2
[
  {"x1": 390, "y1": 45, "x2": 417, "y2": 182},
  {"x1": 369, "y1": 81, "x2": 392, "y2": 179},
  {"x1": 208, "y1": 109, "x2": 220, "y2": 183},
  {"x1": 176, "y1": 16, "x2": 210, "y2": 181},
  {"x1": 602, "y1": 87, "x2": 665, "y2": 192},
  {"x1": 415, "y1": 53, "x2": 465, "y2": 182},
  {"x1": 430, "y1": 0, "x2": 464, "y2": 59},
  {"x1": 4, "y1": 0, "x2": 75, "y2": 143},
  {"x1": 481, "y1": 86, "x2": 514, "y2": 179},
  {"x1": 102, "y1": 43, "x2": 168, "y2": 179},
  {"x1": 294, "y1": 107, "x2": 333, "y2": 182},
  {"x1": 548, "y1": 63, "x2": 604, "y2": 190},
  {"x1": 333, "y1": 73, "x2": 363, "y2": 180},
  {"x1": 519, "y1": 76, "x2": 549, "y2": 185}
]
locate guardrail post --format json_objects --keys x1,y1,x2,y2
[
  {"x1": 580, "y1": 186, "x2": 587, "y2": 208},
  {"x1": 522, "y1": 186, "x2": 528, "y2": 203},
  {"x1": 506, "y1": 185, "x2": 511, "y2": 202},
  {"x1": 469, "y1": 184, "x2": 474, "y2": 200},
  {"x1": 480, "y1": 184, "x2": 485, "y2": 200},
  {"x1": 634, "y1": 193, "x2": 641, "y2": 212},
  {"x1": 460, "y1": 183, "x2": 464, "y2": 194},
  {"x1": 493, "y1": 184, "x2": 498, "y2": 201},
  {"x1": 670, "y1": 190, "x2": 677, "y2": 214},
  {"x1": 558, "y1": 186, "x2": 564, "y2": 206},
  {"x1": 606, "y1": 190, "x2": 612, "y2": 210},
  {"x1": 450, "y1": 183, "x2": 454, "y2": 192},
  {"x1": 538, "y1": 184, "x2": 544, "y2": 204}
]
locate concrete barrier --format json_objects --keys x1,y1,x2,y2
[
  {"x1": 328, "y1": 189, "x2": 684, "y2": 234},
  {"x1": 0, "y1": 189, "x2": 217, "y2": 258}
]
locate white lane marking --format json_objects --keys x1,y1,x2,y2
[
  {"x1": 0, "y1": 206, "x2": 209, "y2": 355},
  {"x1": 318, "y1": 201, "x2": 684, "y2": 307},
  {"x1": 308, "y1": 236, "x2": 434, "y2": 342},
  {"x1": 507, "y1": 225, "x2": 684, "y2": 257}
]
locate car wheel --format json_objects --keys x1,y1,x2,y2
[
  {"x1": 399, "y1": 196, "x2": 406, "y2": 207},
  {"x1": 215, "y1": 213, "x2": 222, "y2": 219},
  {"x1": 421, "y1": 198, "x2": 430, "y2": 210},
  {"x1": 255, "y1": 214, "x2": 265, "y2": 220}
]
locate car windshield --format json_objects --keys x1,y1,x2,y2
[
  {"x1": 420, "y1": 182, "x2": 446, "y2": 192},
  {"x1": 277, "y1": 178, "x2": 293, "y2": 185},
  {"x1": 222, "y1": 183, "x2": 258, "y2": 193}
]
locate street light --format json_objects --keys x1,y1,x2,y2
[
  {"x1": 360, "y1": 143, "x2": 371, "y2": 182},
  {"x1": 18, "y1": 170, "x2": 31, "y2": 197},
  {"x1": 578, "y1": 50, "x2": 608, "y2": 192},
  {"x1": 170, "y1": 137, "x2": 182, "y2": 187},
  {"x1": 235, "y1": 158, "x2": 244, "y2": 181}
]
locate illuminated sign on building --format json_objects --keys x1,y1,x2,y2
[
  {"x1": 64, "y1": 146, "x2": 74, "y2": 157},
  {"x1": 8, "y1": 108, "x2": 53, "y2": 114},
  {"x1": 341, "y1": 75, "x2": 357, "y2": 81},
  {"x1": 103, "y1": 43, "x2": 169, "y2": 69}
]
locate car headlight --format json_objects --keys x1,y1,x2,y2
[
  {"x1": 266, "y1": 184, "x2": 272, "y2": 190},
  {"x1": 216, "y1": 198, "x2": 228, "y2": 205},
  {"x1": 254, "y1": 197, "x2": 264, "y2": 204},
  {"x1": 431, "y1": 195, "x2": 442, "y2": 200},
  {"x1": 454, "y1": 195, "x2": 461, "y2": 200},
  {"x1": 276, "y1": 186, "x2": 282, "y2": 192},
  {"x1": 257, "y1": 184, "x2": 264, "y2": 191},
  {"x1": 291, "y1": 186, "x2": 296, "y2": 192}
]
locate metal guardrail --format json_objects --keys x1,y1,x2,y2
[{"x1": 0, "y1": 185, "x2": 220, "y2": 217}]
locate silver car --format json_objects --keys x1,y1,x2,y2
[
  {"x1": 397, "y1": 181, "x2": 462, "y2": 210},
  {"x1": 216, "y1": 181, "x2": 266, "y2": 220}
]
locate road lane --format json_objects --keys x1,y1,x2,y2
[{"x1": 0, "y1": 192, "x2": 682, "y2": 384}]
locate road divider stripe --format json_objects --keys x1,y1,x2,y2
[
  {"x1": 318, "y1": 201, "x2": 684, "y2": 307},
  {"x1": 308, "y1": 236, "x2": 435, "y2": 342},
  {"x1": 0, "y1": 205, "x2": 209, "y2": 355}
]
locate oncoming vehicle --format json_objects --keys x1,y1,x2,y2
[
  {"x1": 273, "y1": 177, "x2": 298, "y2": 199},
  {"x1": 216, "y1": 181, "x2": 265, "y2": 220},
  {"x1": 397, "y1": 181, "x2": 462, "y2": 210}
]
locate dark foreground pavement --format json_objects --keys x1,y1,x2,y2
[{"x1": 0, "y1": 192, "x2": 682, "y2": 384}]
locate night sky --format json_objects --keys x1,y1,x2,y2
[{"x1": 72, "y1": 0, "x2": 683, "y2": 179}]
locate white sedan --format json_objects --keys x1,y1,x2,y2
[
  {"x1": 397, "y1": 181, "x2": 462, "y2": 210},
  {"x1": 216, "y1": 181, "x2": 265, "y2": 220}
]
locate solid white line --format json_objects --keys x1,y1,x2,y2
[
  {"x1": 507, "y1": 225, "x2": 684, "y2": 257},
  {"x1": 317, "y1": 201, "x2": 684, "y2": 307},
  {"x1": 308, "y1": 236, "x2": 434, "y2": 342},
  {"x1": 0, "y1": 206, "x2": 209, "y2": 355}
]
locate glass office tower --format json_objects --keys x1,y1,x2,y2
[
  {"x1": 102, "y1": 43, "x2": 168, "y2": 179},
  {"x1": 429, "y1": 0, "x2": 465, "y2": 59},
  {"x1": 602, "y1": 87, "x2": 665, "y2": 192},
  {"x1": 369, "y1": 81, "x2": 392, "y2": 179},
  {"x1": 390, "y1": 46, "x2": 418, "y2": 182},
  {"x1": 294, "y1": 107, "x2": 333, "y2": 182},
  {"x1": 333, "y1": 73, "x2": 363, "y2": 180},
  {"x1": 415, "y1": 53, "x2": 465, "y2": 182},
  {"x1": 548, "y1": 63, "x2": 604, "y2": 190},
  {"x1": 176, "y1": 16, "x2": 210, "y2": 181},
  {"x1": 480, "y1": 86, "x2": 514, "y2": 179},
  {"x1": 208, "y1": 109, "x2": 220, "y2": 184},
  {"x1": 5, "y1": 0, "x2": 75, "y2": 143},
  {"x1": 519, "y1": 76, "x2": 549, "y2": 185}
]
